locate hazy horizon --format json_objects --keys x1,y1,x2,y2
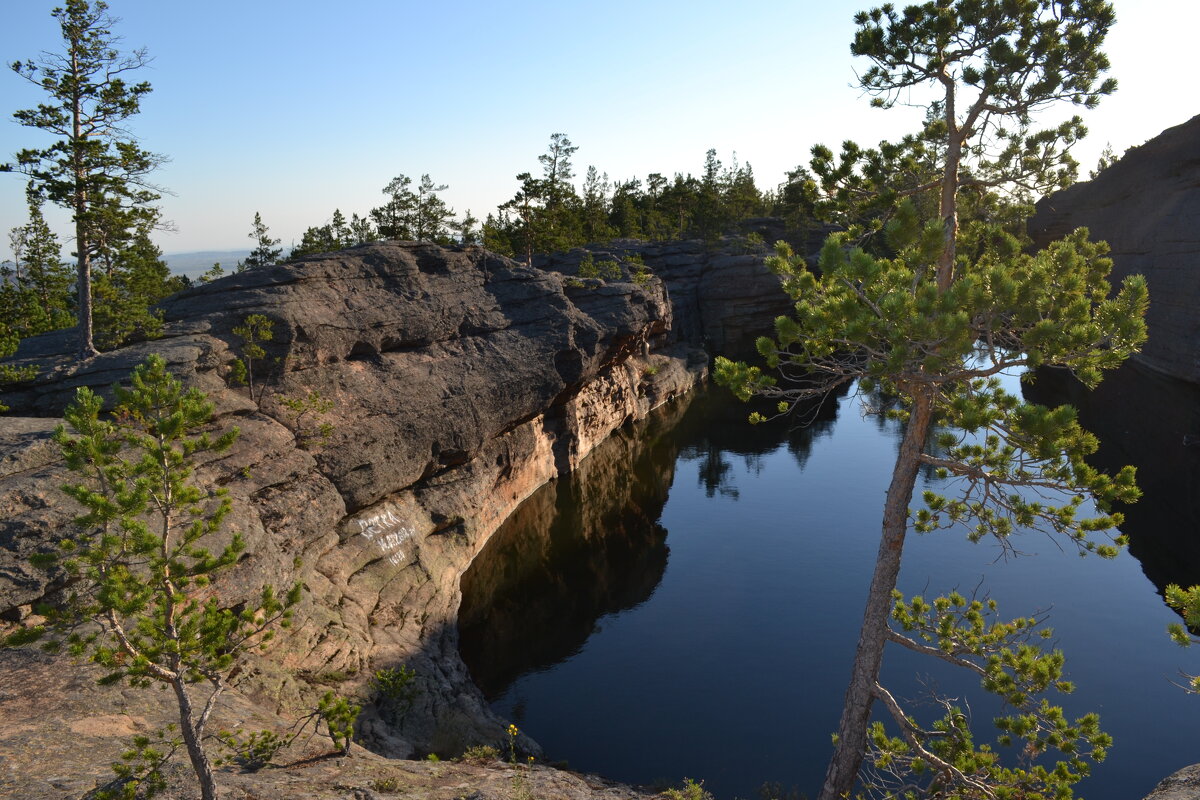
[{"x1": 3, "y1": 1, "x2": 1197, "y2": 255}]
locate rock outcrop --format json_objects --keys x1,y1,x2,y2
[
  {"x1": 0, "y1": 241, "x2": 709, "y2": 797},
  {"x1": 1028, "y1": 113, "x2": 1200, "y2": 383},
  {"x1": 535, "y1": 238, "x2": 804, "y2": 360}
]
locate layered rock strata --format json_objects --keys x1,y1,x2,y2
[
  {"x1": 535, "y1": 238, "x2": 801, "y2": 360},
  {"x1": 1028, "y1": 113, "x2": 1200, "y2": 384},
  {"x1": 0, "y1": 241, "x2": 707, "y2": 791}
]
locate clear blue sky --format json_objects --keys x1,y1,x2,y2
[{"x1": 2, "y1": 0, "x2": 1196, "y2": 256}]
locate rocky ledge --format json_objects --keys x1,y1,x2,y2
[
  {"x1": 0, "y1": 241, "x2": 715, "y2": 798},
  {"x1": 1028, "y1": 113, "x2": 1200, "y2": 384}
]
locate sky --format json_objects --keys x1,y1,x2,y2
[{"x1": 1, "y1": 0, "x2": 1197, "y2": 257}]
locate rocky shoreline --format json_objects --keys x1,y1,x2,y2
[{"x1": 0, "y1": 238, "x2": 791, "y2": 798}]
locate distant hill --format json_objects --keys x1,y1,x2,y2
[{"x1": 163, "y1": 250, "x2": 250, "y2": 280}]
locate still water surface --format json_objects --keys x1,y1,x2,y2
[{"x1": 459, "y1": 369, "x2": 1200, "y2": 799}]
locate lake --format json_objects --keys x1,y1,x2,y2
[{"x1": 459, "y1": 362, "x2": 1200, "y2": 800}]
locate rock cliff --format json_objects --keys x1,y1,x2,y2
[
  {"x1": 0, "y1": 241, "x2": 711, "y2": 797},
  {"x1": 535, "y1": 235, "x2": 821, "y2": 360},
  {"x1": 1028, "y1": 113, "x2": 1200, "y2": 383}
]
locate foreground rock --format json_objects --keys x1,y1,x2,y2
[
  {"x1": 1029, "y1": 113, "x2": 1200, "y2": 384},
  {"x1": 0, "y1": 241, "x2": 708, "y2": 797},
  {"x1": 0, "y1": 648, "x2": 656, "y2": 800},
  {"x1": 1142, "y1": 765, "x2": 1200, "y2": 800}
]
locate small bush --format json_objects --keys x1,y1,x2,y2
[
  {"x1": 578, "y1": 252, "x2": 600, "y2": 279},
  {"x1": 371, "y1": 665, "x2": 418, "y2": 712},
  {"x1": 215, "y1": 729, "x2": 288, "y2": 772},
  {"x1": 317, "y1": 691, "x2": 360, "y2": 754},
  {"x1": 660, "y1": 778, "x2": 714, "y2": 800},
  {"x1": 624, "y1": 252, "x2": 653, "y2": 284},
  {"x1": 459, "y1": 745, "x2": 500, "y2": 765},
  {"x1": 279, "y1": 390, "x2": 335, "y2": 449},
  {"x1": 371, "y1": 776, "x2": 401, "y2": 793}
]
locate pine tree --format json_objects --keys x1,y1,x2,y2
[
  {"x1": 289, "y1": 208, "x2": 362, "y2": 259},
  {"x1": 371, "y1": 174, "x2": 418, "y2": 240},
  {"x1": 715, "y1": 3, "x2": 1144, "y2": 797},
  {"x1": 452, "y1": 209, "x2": 481, "y2": 245},
  {"x1": 289, "y1": 223, "x2": 339, "y2": 260},
  {"x1": 237, "y1": 212, "x2": 282, "y2": 271},
  {"x1": 3, "y1": 191, "x2": 74, "y2": 341},
  {"x1": 347, "y1": 212, "x2": 378, "y2": 245},
  {"x1": 6, "y1": 356, "x2": 300, "y2": 800},
  {"x1": 92, "y1": 221, "x2": 185, "y2": 349},
  {"x1": 581, "y1": 166, "x2": 616, "y2": 243},
  {"x1": 413, "y1": 174, "x2": 454, "y2": 243},
  {"x1": 5, "y1": 0, "x2": 165, "y2": 358},
  {"x1": 538, "y1": 132, "x2": 578, "y2": 210},
  {"x1": 496, "y1": 172, "x2": 545, "y2": 264},
  {"x1": 330, "y1": 208, "x2": 350, "y2": 244}
]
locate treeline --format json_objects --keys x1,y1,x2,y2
[
  {"x1": 281, "y1": 133, "x2": 819, "y2": 264},
  {"x1": 1, "y1": 128, "x2": 819, "y2": 363}
]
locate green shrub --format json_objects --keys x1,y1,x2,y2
[
  {"x1": 371, "y1": 665, "x2": 418, "y2": 713},
  {"x1": 317, "y1": 691, "x2": 360, "y2": 754},
  {"x1": 578, "y1": 251, "x2": 600, "y2": 279},
  {"x1": 279, "y1": 390, "x2": 335, "y2": 449},
  {"x1": 660, "y1": 778, "x2": 714, "y2": 800},
  {"x1": 371, "y1": 776, "x2": 401, "y2": 792},
  {"x1": 214, "y1": 729, "x2": 288, "y2": 772},
  {"x1": 459, "y1": 745, "x2": 500, "y2": 765}
]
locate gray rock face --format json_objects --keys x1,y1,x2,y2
[
  {"x1": 535, "y1": 237, "x2": 808, "y2": 360},
  {"x1": 1028, "y1": 114, "x2": 1200, "y2": 383},
  {"x1": 0, "y1": 241, "x2": 706, "y2": 783},
  {"x1": 1142, "y1": 764, "x2": 1200, "y2": 800}
]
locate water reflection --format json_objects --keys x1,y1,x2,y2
[
  {"x1": 459, "y1": 386, "x2": 845, "y2": 700},
  {"x1": 456, "y1": 367, "x2": 1200, "y2": 800},
  {"x1": 686, "y1": 392, "x2": 843, "y2": 499},
  {"x1": 1026, "y1": 361, "x2": 1200, "y2": 595},
  {"x1": 458, "y1": 398, "x2": 684, "y2": 699}
]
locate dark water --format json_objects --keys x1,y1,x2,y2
[{"x1": 459, "y1": 363, "x2": 1200, "y2": 800}]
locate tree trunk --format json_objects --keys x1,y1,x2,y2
[
  {"x1": 936, "y1": 80, "x2": 962, "y2": 291},
  {"x1": 172, "y1": 677, "x2": 220, "y2": 800},
  {"x1": 75, "y1": 245, "x2": 97, "y2": 359},
  {"x1": 817, "y1": 390, "x2": 934, "y2": 800},
  {"x1": 71, "y1": 63, "x2": 98, "y2": 361}
]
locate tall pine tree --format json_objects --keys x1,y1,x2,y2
[
  {"x1": 6, "y1": 0, "x2": 165, "y2": 358},
  {"x1": 716, "y1": 2, "x2": 1144, "y2": 797}
]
